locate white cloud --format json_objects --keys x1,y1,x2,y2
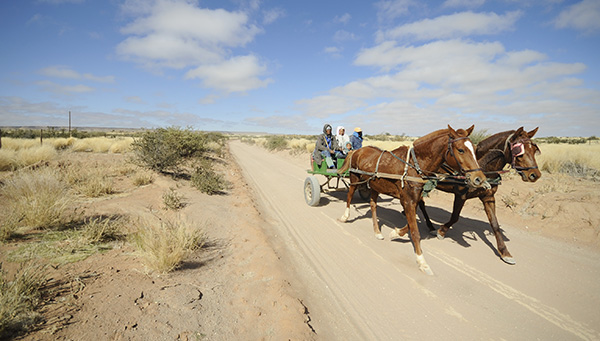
[
  {"x1": 299, "y1": 38, "x2": 597, "y2": 136},
  {"x1": 442, "y1": 0, "x2": 485, "y2": 9},
  {"x1": 117, "y1": 0, "x2": 270, "y2": 94},
  {"x1": 295, "y1": 95, "x2": 366, "y2": 118},
  {"x1": 334, "y1": 13, "x2": 351, "y2": 24},
  {"x1": 333, "y1": 30, "x2": 357, "y2": 42},
  {"x1": 375, "y1": 0, "x2": 417, "y2": 23},
  {"x1": 554, "y1": 0, "x2": 600, "y2": 33},
  {"x1": 263, "y1": 8, "x2": 285, "y2": 24},
  {"x1": 184, "y1": 55, "x2": 273, "y2": 93},
  {"x1": 323, "y1": 46, "x2": 343, "y2": 58},
  {"x1": 35, "y1": 80, "x2": 95, "y2": 95},
  {"x1": 39, "y1": 66, "x2": 115, "y2": 83},
  {"x1": 383, "y1": 11, "x2": 522, "y2": 41}
]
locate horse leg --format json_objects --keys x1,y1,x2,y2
[
  {"x1": 436, "y1": 193, "x2": 466, "y2": 240},
  {"x1": 418, "y1": 199, "x2": 436, "y2": 232},
  {"x1": 405, "y1": 201, "x2": 433, "y2": 275},
  {"x1": 339, "y1": 180, "x2": 357, "y2": 223},
  {"x1": 480, "y1": 195, "x2": 515, "y2": 265},
  {"x1": 369, "y1": 191, "x2": 384, "y2": 240}
]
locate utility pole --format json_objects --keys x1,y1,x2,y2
[{"x1": 69, "y1": 111, "x2": 72, "y2": 137}]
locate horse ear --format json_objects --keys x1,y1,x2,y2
[
  {"x1": 527, "y1": 127, "x2": 539, "y2": 138},
  {"x1": 515, "y1": 126, "x2": 524, "y2": 135},
  {"x1": 465, "y1": 125, "x2": 475, "y2": 136},
  {"x1": 447, "y1": 125, "x2": 458, "y2": 138}
]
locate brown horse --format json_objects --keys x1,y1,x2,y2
[
  {"x1": 337, "y1": 125, "x2": 489, "y2": 275},
  {"x1": 418, "y1": 127, "x2": 542, "y2": 265}
]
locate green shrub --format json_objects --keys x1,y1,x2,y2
[
  {"x1": 130, "y1": 127, "x2": 207, "y2": 173},
  {"x1": 191, "y1": 160, "x2": 230, "y2": 195},
  {"x1": 264, "y1": 135, "x2": 288, "y2": 151}
]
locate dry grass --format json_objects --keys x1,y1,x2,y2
[
  {"x1": 162, "y1": 187, "x2": 185, "y2": 211},
  {"x1": 0, "y1": 149, "x2": 17, "y2": 171},
  {"x1": 131, "y1": 217, "x2": 206, "y2": 273},
  {"x1": 537, "y1": 143, "x2": 600, "y2": 178},
  {"x1": 132, "y1": 169, "x2": 155, "y2": 186},
  {"x1": 62, "y1": 163, "x2": 115, "y2": 197},
  {"x1": 0, "y1": 263, "x2": 47, "y2": 338},
  {"x1": 0, "y1": 168, "x2": 75, "y2": 238}
]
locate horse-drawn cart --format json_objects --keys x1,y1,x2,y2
[{"x1": 304, "y1": 157, "x2": 370, "y2": 206}]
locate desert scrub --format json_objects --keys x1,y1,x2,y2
[
  {"x1": 130, "y1": 127, "x2": 207, "y2": 174},
  {"x1": 131, "y1": 217, "x2": 206, "y2": 273},
  {"x1": 537, "y1": 143, "x2": 600, "y2": 179},
  {"x1": 0, "y1": 263, "x2": 47, "y2": 338},
  {"x1": 191, "y1": 160, "x2": 230, "y2": 195},
  {"x1": 0, "y1": 168, "x2": 75, "y2": 237},
  {"x1": 81, "y1": 215, "x2": 126, "y2": 244},
  {"x1": 162, "y1": 187, "x2": 185, "y2": 210},
  {"x1": 132, "y1": 169, "x2": 155, "y2": 186},
  {"x1": 0, "y1": 149, "x2": 17, "y2": 171},
  {"x1": 264, "y1": 135, "x2": 288, "y2": 151},
  {"x1": 15, "y1": 145, "x2": 58, "y2": 168},
  {"x1": 61, "y1": 162, "x2": 115, "y2": 197}
]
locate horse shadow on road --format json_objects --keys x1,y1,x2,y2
[{"x1": 319, "y1": 190, "x2": 509, "y2": 258}]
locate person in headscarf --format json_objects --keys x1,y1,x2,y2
[
  {"x1": 335, "y1": 126, "x2": 350, "y2": 158},
  {"x1": 350, "y1": 127, "x2": 363, "y2": 150},
  {"x1": 313, "y1": 124, "x2": 340, "y2": 168}
]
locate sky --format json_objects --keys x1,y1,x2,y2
[{"x1": 1, "y1": 0, "x2": 599, "y2": 137}]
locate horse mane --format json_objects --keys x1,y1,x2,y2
[
  {"x1": 477, "y1": 149, "x2": 505, "y2": 173},
  {"x1": 476, "y1": 130, "x2": 514, "y2": 158}
]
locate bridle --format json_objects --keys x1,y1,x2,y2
[
  {"x1": 504, "y1": 134, "x2": 540, "y2": 172},
  {"x1": 444, "y1": 136, "x2": 482, "y2": 174}
]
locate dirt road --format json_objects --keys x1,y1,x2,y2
[{"x1": 229, "y1": 140, "x2": 600, "y2": 340}]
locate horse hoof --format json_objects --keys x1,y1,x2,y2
[
  {"x1": 429, "y1": 229, "x2": 438, "y2": 237},
  {"x1": 338, "y1": 217, "x2": 348, "y2": 223},
  {"x1": 502, "y1": 256, "x2": 516, "y2": 265},
  {"x1": 375, "y1": 233, "x2": 384, "y2": 240},
  {"x1": 436, "y1": 231, "x2": 445, "y2": 240},
  {"x1": 420, "y1": 265, "x2": 434, "y2": 276},
  {"x1": 389, "y1": 230, "x2": 400, "y2": 240}
]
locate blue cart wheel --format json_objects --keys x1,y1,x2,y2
[{"x1": 304, "y1": 176, "x2": 321, "y2": 206}]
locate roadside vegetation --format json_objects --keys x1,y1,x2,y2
[
  {"x1": 240, "y1": 131, "x2": 600, "y2": 180},
  {"x1": 0, "y1": 126, "x2": 229, "y2": 338}
]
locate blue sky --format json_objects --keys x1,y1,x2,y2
[{"x1": 1, "y1": 0, "x2": 599, "y2": 137}]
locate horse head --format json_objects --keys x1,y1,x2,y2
[
  {"x1": 445, "y1": 125, "x2": 489, "y2": 189},
  {"x1": 506, "y1": 127, "x2": 542, "y2": 182}
]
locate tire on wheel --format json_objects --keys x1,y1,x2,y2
[
  {"x1": 304, "y1": 176, "x2": 321, "y2": 206},
  {"x1": 358, "y1": 184, "x2": 370, "y2": 201}
]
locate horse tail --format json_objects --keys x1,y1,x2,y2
[{"x1": 337, "y1": 150, "x2": 356, "y2": 174}]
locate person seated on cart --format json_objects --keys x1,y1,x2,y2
[
  {"x1": 350, "y1": 127, "x2": 363, "y2": 150},
  {"x1": 313, "y1": 123, "x2": 341, "y2": 169}
]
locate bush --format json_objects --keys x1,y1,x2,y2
[
  {"x1": 191, "y1": 160, "x2": 230, "y2": 195},
  {"x1": 130, "y1": 127, "x2": 207, "y2": 173},
  {"x1": 264, "y1": 135, "x2": 288, "y2": 151},
  {"x1": 162, "y1": 187, "x2": 185, "y2": 210}
]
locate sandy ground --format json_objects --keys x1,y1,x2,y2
[
  {"x1": 3, "y1": 140, "x2": 600, "y2": 340},
  {"x1": 3, "y1": 148, "x2": 315, "y2": 340}
]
